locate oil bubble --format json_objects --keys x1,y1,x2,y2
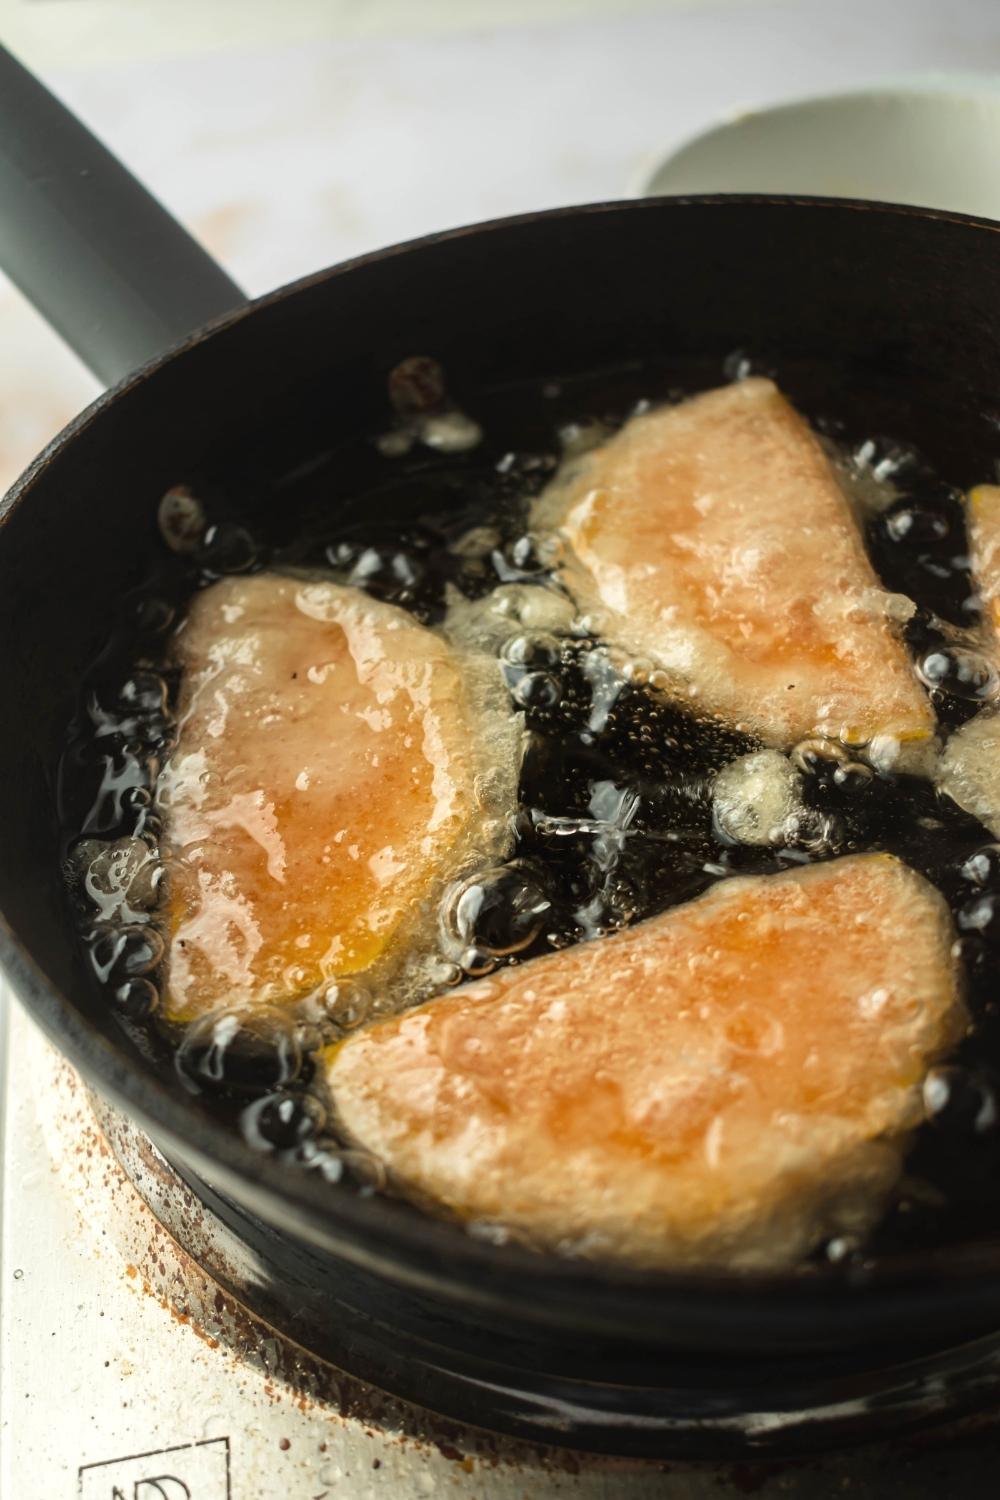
[
  {"x1": 884, "y1": 502, "x2": 951, "y2": 545},
  {"x1": 460, "y1": 946, "x2": 499, "y2": 976},
  {"x1": 557, "y1": 418, "x2": 609, "y2": 458},
  {"x1": 852, "y1": 436, "x2": 926, "y2": 486},
  {"x1": 923, "y1": 1065, "x2": 998, "y2": 1136},
  {"x1": 790, "y1": 737, "x2": 850, "y2": 777},
  {"x1": 132, "y1": 596, "x2": 175, "y2": 635},
  {"x1": 79, "y1": 744, "x2": 157, "y2": 835},
  {"x1": 443, "y1": 864, "x2": 552, "y2": 958},
  {"x1": 320, "y1": 979, "x2": 372, "y2": 1032},
  {"x1": 825, "y1": 1235, "x2": 860, "y2": 1264},
  {"x1": 176, "y1": 1006, "x2": 303, "y2": 1095},
  {"x1": 510, "y1": 671, "x2": 561, "y2": 710},
  {"x1": 833, "y1": 761, "x2": 875, "y2": 793},
  {"x1": 158, "y1": 485, "x2": 206, "y2": 553},
  {"x1": 917, "y1": 647, "x2": 999, "y2": 702},
  {"x1": 241, "y1": 1091, "x2": 327, "y2": 1153},
  {"x1": 339, "y1": 1148, "x2": 387, "y2": 1192},
  {"x1": 347, "y1": 545, "x2": 425, "y2": 602},
  {"x1": 510, "y1": 534, "x2": 548, "y2": 572},
  {"x1": 447, "y1": 583, "x2": 576, "y2": 653},
  {"x1": 960, "y1": 845, "x2": 1000, "y2": 889},
  {"x1": 723, "y1": 348, "x2": 763, "y2": 383},
  {"x1": 621, "y1": 656, "x2": 656, "y2": 685},
  {"x1": 473, "y1": 765, "x2": 515, "y2": 814},
  {"x1": 788, "y1": 807, "x2": 846, "y2": 855},
  {"x1": 294, "y1": 1021, "x2": 324, "y2": 1053},
  {"x1": 198, "y1": 522, "x2": 258, "y2": 577},
  {"x1": 113, "y1": 977, "x2": 159, "y2": 1020},
  {"x1": 118, "y1": 671, "x2": 169, "y2": 718},
  {"x1": 123, "y1": 785, "x2": 152, "y2": 812},
  {"x1": 80, "y1": 836, "x2": 163, "y2": 918},
  {"x1": 493, "y1": 533, "x2": 556, "y2": 583},
  {"x1": 89, "y1": 925, "x2": 164, "y2": 984},
  {"x1": 296, "y1": 1138, "x2": 346, "y2": 1184},
  {"x1": 501, "y1": 633, "x2": 561, "y2": 669},
  {"x1": 958, "y1": 892, "x2": 1000, "y2": 947}
]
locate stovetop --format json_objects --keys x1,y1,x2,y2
[
  {"x1": 1, "y1": 987, "x2": 999, "y2": 1497},
  {"x1": 4, "y1": 6, "x2": 1000, "y2": 1494}
]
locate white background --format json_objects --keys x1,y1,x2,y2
[
  {"x1": 3, "y1": 5, "x2": 1000, "y2": 1493},
  {"x1": 0, "y1": 0, "x2": 999, "y2": 495}
]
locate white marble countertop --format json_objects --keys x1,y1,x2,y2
[{"x1": 0, "y1": 0, "x2": 999, "y2": 494}]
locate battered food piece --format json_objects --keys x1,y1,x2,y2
[
  {"x1": 967, "y1": 484, "x2": 1000, "y2": 634},
  {"x1": 325, "y1": 855, "x2": 962, "y2": 1269},
  {"x1": 159, "y1": 574, "x2": 520, "y2": 1020},
  {"x1": 934, "y1": 485, "x2": 1000, "y2": 832},
  {"x1": 938, "y1": 708, "x2": 1000, "y2": 836},
  {"x1": 533, "y1": 378, "x2": 933, "y2": 753}
]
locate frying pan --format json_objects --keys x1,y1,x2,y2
[{"x1": 3, "y1": 45, "x2": 1000, "y2": 1457}]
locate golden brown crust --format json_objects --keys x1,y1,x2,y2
[
  {"x1": 326, "y1": 855, "x2": 962, "y2": 1270},
  {"x1": 532, "y1": 379, "x2": 933, "y2": 752},
  {"x1": 159, "y1": 574, "x2": 520, "y2": 1020}
]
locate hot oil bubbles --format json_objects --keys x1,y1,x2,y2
[{"x1": 56, "y1": 360, "x2": 1000, "y2": 1261}]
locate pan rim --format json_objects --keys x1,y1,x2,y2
[{"x1": 5, "y1": 192, "x2": 1000, "y2": 1341}]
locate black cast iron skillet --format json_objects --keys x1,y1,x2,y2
[{"x1": 4, "y1": 46, "x2": 1000, "y2": 1452}]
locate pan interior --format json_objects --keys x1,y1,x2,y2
[{"x1": 4, "y1": 199, "x2": 1000, "y2": 1348}]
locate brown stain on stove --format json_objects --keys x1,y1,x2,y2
[
  {"x1": 726, "y1": 1461, "x2": 802, "y2": 1493},
  {"x1": 57, "y1": 1037, "x2": 1000, "y2": 1490},
  {"x1": 75, "y1": 1088, "x2": 545, "y2": 1464},
  {"x1": 433, "y1": 1438, "x2": 477, "y2": 1473},
  {"x1": 23, "y1": 1035, "x2": 1000, "y2": 1491}
]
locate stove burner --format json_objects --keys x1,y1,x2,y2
[{"x1": 89, "y1": 1089, "x2": 1000, "y2": 1460}]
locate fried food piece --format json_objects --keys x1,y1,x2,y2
[
  {"x1": 712, "y1": 748, "x2": 805, "y2": 846},
  {"x1": 968, "y1": 484, "x2": 1000, "y2": 635},
  {"x1": 325, "y1": 855, "x2": 961, "y2": 1269},
  {"x1": 932, "y1": 487, "x2": 1000, "y2": 833},
  {"x1": 159, "y1": 574, "x2": 519, "y2": 1020},
  {"x1": 533, "y1": 379, "x2": 932, "y2": 753},
  {"x1": 937, "y1": 706, "x2": 1000, "y2": 837}
]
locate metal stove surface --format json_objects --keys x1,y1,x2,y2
[{"x1": 3, "y1": 989, "x2": 1000, "y2": 1498}]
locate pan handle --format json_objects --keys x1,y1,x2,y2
[{"x1": 0, "y1": 46, "x2": 247, "y2": 388}]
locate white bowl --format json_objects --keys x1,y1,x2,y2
[{"x1": 635, "y1": 83, "x2": 1000, "y2": 221}]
